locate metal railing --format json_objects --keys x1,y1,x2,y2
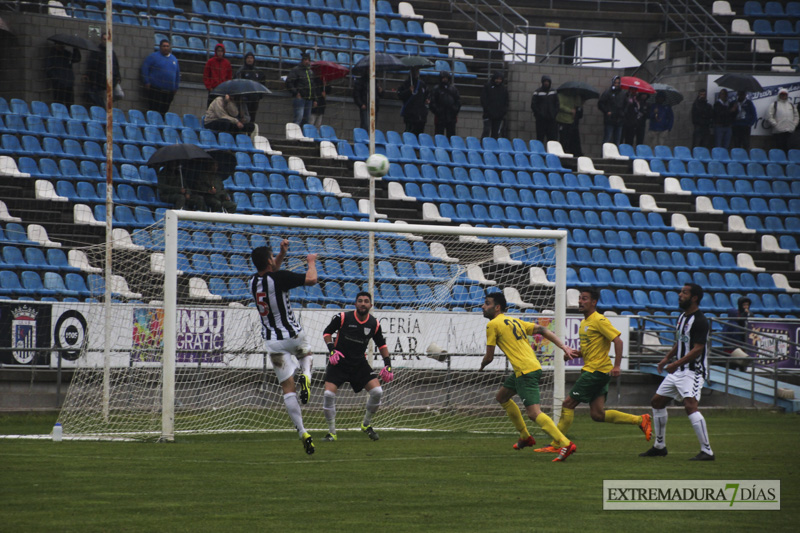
[
  {"x1": 658, "y1": 0, "x2": 729, "y2": 70},
  {"x1": 450, "y1": 0, "x2": 531, "y2": 60}
]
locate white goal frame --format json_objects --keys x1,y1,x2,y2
[{"x1": 161, "y1": 210, "x2": 568, "y2": 442}]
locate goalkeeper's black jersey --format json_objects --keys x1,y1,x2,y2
[{"x1": 324, "y1": 311, "x2": 387, "y2": 364}]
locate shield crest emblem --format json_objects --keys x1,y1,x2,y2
[
  {"x1": 363, "y1": 327, "x2": 371, "y2": 336},
  {"x1": 12, "y1": 306, "x2": 38, "y2": 364}
]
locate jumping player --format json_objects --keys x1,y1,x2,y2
[
  {"x1": 321, "y1": 292, "x2": 394, "y2": 442},
  {"x1": 250, "y1": 241, "x2": 318, "y2": 455}
]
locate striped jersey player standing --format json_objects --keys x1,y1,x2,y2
[
  {"x1": 321, "y1": 292, "x2": 394, "y2": 442},
  {"x1": 479, "y1": 291, "x2": 578, "y2": 462},
  {"x1": 640, "y1": 283, "x2": 715, "y2": 461},
  {"x1": 250, "y1": 241, "x2": 318, "y2": 455}
]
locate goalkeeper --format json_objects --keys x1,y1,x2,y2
[
  {"x1": 480, "y1": 291, "x2": 578, "y2": 462},
  {"x1": 321, "y1": 292, "x2": 394, "y2": 442}
]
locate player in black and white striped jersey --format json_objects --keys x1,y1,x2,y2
[
  {"x1": 640, "y1": 283, "x2": 715, "y2": 461},
  {"x1": 250, "y1": 241, "x2": 318, "y2": 455}
]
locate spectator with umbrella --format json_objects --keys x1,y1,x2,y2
[
  {"x1": 429, "y1": 71, "x2": 461, "y2": 137},
  {"x1": 731, "y1": 91, "x2": 757, "y2": 151},
  {"x1": 235, "y1": 52, "x2": 266, "y2": 123},
  {"x1": 765, "y1": 88, "x2": 800, "y2": 152},
  {"x1": 530, "y1": 75, "x2": 559, "y2": 144},
  {"x1": 141, "y1": 39, "x2": 180, "y2": 115},
  {"x1": 648, "y1": 92, "x2": 674, "y2": 147},
  {"x1": 691, "y1": 89, "x2": 713, "y2": 149},
  {"x1": 45, "y1": 40, "x2": 82, "y2": 106},
  {"x1": 481, "y1": 71, "x2": 509, "y2": 139},
  {"x1": 398, "y1": 66, "x2": 429, "y2": 135},
  {"x1": 204, "y1": 43, "x2": 232, "y2": 106},
  {"x1": 713, "y1": 88, "x2": 737, "y2": 149},
  {"x1": 156, "y1": 161, "x2": 205, "y2": 211},
  {"x1": 556, "y1": 90, "x2": 584, "y2": 157},
  {"x1": 354, "y1": 75, "x2": 383, "y2": 131},
  {"x1": 622, "y1": 89, "x2": 649, "y2": 147},
  {"x1": 598, "y1": 76, "x2": 626, "y2": 146},
  {"x1": 84, "y1": 34, "x2": 120, "y2": 108},
  {"x1": 285, "y1": 53, "x2": 319, "y2": 126},
  {"x1": 204, "y1": 93, "x2": 255, "y2": 135}
]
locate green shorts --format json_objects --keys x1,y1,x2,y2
[
  {"x1": 568, "y1": 370, "x2": 611, "y2": 404},
  {"x1": 502, "y1": 370, "x2": 542, "y2": 407}
]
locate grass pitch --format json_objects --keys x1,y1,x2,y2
[{"x1": 1, "y1": 410, "x2": 798, "y2": 532}]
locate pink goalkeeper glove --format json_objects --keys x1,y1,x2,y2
[
  {"x1": 329, "y1": 350, "x2": 344, "y2": 365},
  {"x1": 380, "y1": 366, "x2": 394, "y2": 383}
]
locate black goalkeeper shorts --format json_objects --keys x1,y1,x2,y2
[{"x1": 324, "y1": 358, "x2": 377, "y2": 393}]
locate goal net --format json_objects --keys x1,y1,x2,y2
[{"x1": 57, "y1": 213, "x2": 567, "y2": 441}]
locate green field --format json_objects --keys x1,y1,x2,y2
[{"x1": 1, "y1": 410, "x2": 798, "y2": 532}]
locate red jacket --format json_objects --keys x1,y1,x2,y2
[{"x1": 203, "y1": 45, "x2": 232, "y2": 90}]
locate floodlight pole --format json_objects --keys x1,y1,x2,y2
[
  {"x1": 102, "y1": 0, "x2": 114, "y2": 422},
  {"x1": 367, "y1": 0, "x2": 376, "y2": 300}
]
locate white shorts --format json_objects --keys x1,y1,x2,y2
[
  {"x1": 656, "y1": 370, "x2": 704, "y2": 402},
  {"x1": 264, "y1": 333, "x2": 311, "y2": 384}
]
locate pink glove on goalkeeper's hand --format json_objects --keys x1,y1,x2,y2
[
  {"x1": 379, "y1": 366, "x2": 394, "y2": 383},
  {"x1": 329, "y1": 350, "x2": 344, "y2": 365}
]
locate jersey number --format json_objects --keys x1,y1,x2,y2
[
  {"x1": 255, "y1": 291, "x2": 270, "y2": 317},
  {"x1": 503, "y1": 319, "x2": 524, "y2": 340}
]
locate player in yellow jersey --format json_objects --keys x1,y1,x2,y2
[
  {"x1": 535, "y1": 287, "x2": 652, "y2": 453},
  {"x1": 479, "y1": 292, "x2": 578, "y2": 462}
]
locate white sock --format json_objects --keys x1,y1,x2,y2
[
  {"x1": 363, "y1": 386, "x2": 383, "y2": 426},
  {"x1": 323, "y1": 390, "x2": 337, "y2": 434},
  {"x1": 688, "y1": 411, "x2": 713, "y2": 455},
  {"x1": 653, "y1": 408, "x2": 668, "y2": 449},
  {"x1": 299, "y1": 355, "x2": 312, "y2": 378},
  {"x1": 283, "y1": 392, "x2": 306, "y2": 437}
]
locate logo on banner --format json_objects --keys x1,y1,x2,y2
[
  {"x1": 132, "y1": 308, "x2": 164, "y2": 362},
  {"x1": 12, "y1": 305, "x2": 38, "y2": 364},
  {"x1": 176, "y1": 309, "x2": 224, "y2": 363},
  {"x1": 603, "y1": 480, "x2": 780, "y2": 510},
  {"x1": 54, "y1": 310, "x2": 87, "y2": 361}
]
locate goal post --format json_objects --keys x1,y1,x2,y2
[{"x1": 58, "y1": 212, "x2": 568, "y2": 442}]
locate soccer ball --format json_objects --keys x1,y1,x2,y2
[{"x1": 365, "y1": 153, "x2": 390, "y2": 177}]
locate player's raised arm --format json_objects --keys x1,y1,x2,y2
[
  {"x1": 304, "y1": 253, "x2": 318, "y2": 286},
  {"x1": 273, "y1": 238, "x2": 289, "y2": 269}
]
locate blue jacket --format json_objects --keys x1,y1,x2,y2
[
  {"x1": 733, "y1": 98, "x2": 757, "y2": 128},
  {"x1": 141, "y1": 51, "x2": 180, "y2": 91},
  {"x1": 648, "y1": 103, "x2": 673, "y2": 132}
]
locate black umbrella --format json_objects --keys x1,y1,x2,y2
[
  {"x1": 715, "y1": 74, "x2": 763, "y2": 93},
  {"x1": 206, "y1": 149, "x2": 237, "y2": 177},
  {"x1": 210, "y1": 79, "x2": 271, "y2": 97},
  {"x1": 47, "y1": 33, "x2": 100, "y2": 52},
  {"x1": 652, "y1": 83, "x2": 684, "y2": 106},
  {"x1": 147, "y1": 144, "x2": 213, "y2": 167},
  {"x1": 351, "y1": 53, "x2": 405, "y2": 76},
  {"x1": 557, "y1": 80, "x2": 600, "y2": 100},
  {"x1": 399, "y1": 56, "x2": 434, "y2": 69}
]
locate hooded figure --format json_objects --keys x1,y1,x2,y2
[
  {"x1": 648, "y1": 92, "x2": 674, "y2": 147},
  {"x1": 204, "y1": 43, "x2": 233, "y2": 105},
  {"x1": 765, "y1": 88, "x2": 800, "y2": 152},
  {"x1": 622, "y1": 89, "x2": 648, "y2": 147},
  {"x1": 713, "y1": 88, "x2": 737, "y2": 149},
  {"x1": 731, "y1": 92, "x2": 758, "y2": 151},
  {"x1": 45, "y1": 43, "x2": 81, "y2": 106},
  {"x1": 235, "y1": 52, "x2": 266, "y2": 122},
  {"x1": 691, "y1": 89, "x2": 713, "y2": 149},
  {"x1": 85, "y1": 34, "x2": 121, "y2": 108},
  {"x1": 598, "y1": 75, "x2": 626, "y2": 145},
  {"x1": 397, "y1": 66, "x2": 429, "y2": 134},
  {"x1": 429, "y1": 71, "x2": 461, "y2": 137},
  {"x1": 353, "y1": 75, "x2": 384, "y2": 131},
  {"x1": 285, "y1": 53, "x2": 319, "y2": 126},
  {"x1": 481, "y1": 71, "x2": 508, "y2": 139},
  {"x1": 530, "y1": 75, "x2": 559, "y2": 143}
]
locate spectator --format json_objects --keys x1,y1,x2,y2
[
  {"x1": 203, "y1": 43, "x2": 232, "y2": 106},
  {"x1": 398, "y1": 66, "x2": 429, "y2": 134},
  {"x1": 765, "y1": 88, "x2": 799, "y2": 152},
  {"x1": 556, "y1": 91, "x2": 582, "y2": 157},
  {"x1": 480, "y1": 71, "x2": 508, "y2": 139},
  {"x1": 310, "y1": 83, "x2": 331, "y2": 128},
  {"x1": 198, "y1": 161, "x2": 236, "y2": 213},
  {"x1": 691, "y1": 89, "x2": 713, "y2": 149},
  {"x1": 429, "y1": 71, "x2": 461, "y2": 137},
  {"x1": 156, "y1": 162, "x2": 204, "y2": 211},
  {"x1": 598, "y1": 76, "x2": 626, "y2": 145},
  {"x1": 204, "y1": 94, "x2": 255, "y2": 134},
  {"x1": 45, "y1": 42, "x2": 81, "y2": 106},
  {"x1": 141, "y1": 39, "x2": 180, "y2": 115},
  {"x1": 721, "y1": 296, "x2": 752, "y2": 371},
  {"x1": 235, "y1": 52, "x2": 266, "y2": 123},
  {"x1": 712, "y1": 88, "x2": 736, "y2": 149},
  {"x1": 84, "y1": 34, "x2": 121, "y2": 108},
  {"x1": 353, "y1": 75, "x2": 383, "y2": 131},
  {"x1": 530, "y1": 75, "x2": 559, "y2": 143},
  {"x1": 285, "y1": 53, "x2": 319, "y2": 126},
  {"x1": 648, "y1": 92, "x2": 674, "y2": 147},
  {"x1": 621, "y1": 89, "x2": 641, "y2": 146},
  {"x1": 731, "y1": 92, "x2": 757, "y2": 150}
]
